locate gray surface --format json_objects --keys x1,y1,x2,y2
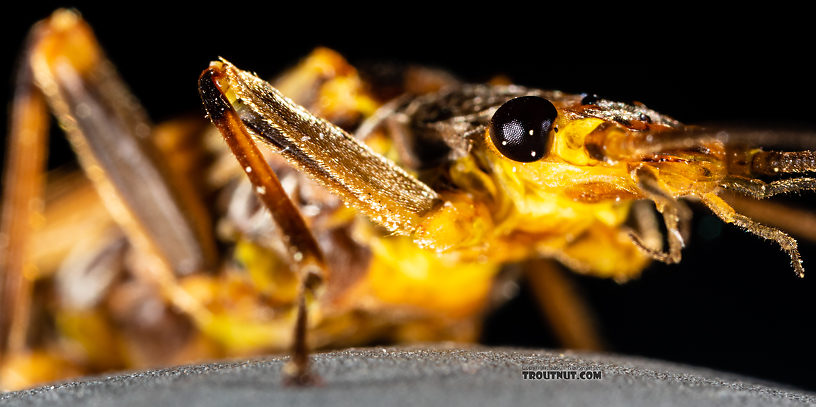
[{"x1": 2, "y1": 345, "x2": 814, "y2": 406}]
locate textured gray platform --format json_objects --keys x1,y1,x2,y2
[{"x1": 2, "y1": 345, "x2": 814, "y2": 407}]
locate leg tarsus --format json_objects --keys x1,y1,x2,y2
[
  {"x1": 628, "y1": 231, "x2": 673, "y2": 263},
  {"x1": 626, "y1": 201, "x2": 669, "y2": 262},
  {"x1": 702, "y1": 193, "x2": 804, "y2": 277},
  {"x1": 720, "y1": 191, "x2": 816, "y2": 243},
  {"x1": 282, "y1": 272, "x2": 322, "y2": 387}
]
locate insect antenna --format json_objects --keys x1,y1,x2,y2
[
  {"x1": 589, "y1": 125, "x2": 816, "y2": 163},
  {"x1": 657, "y1": 126, "x2": 816, "y2": 154}
]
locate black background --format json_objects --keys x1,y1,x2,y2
[{"x1": 3, "y1": 3, "x2": 816, "y2": 392}]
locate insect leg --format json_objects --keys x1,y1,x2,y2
[
  {"x1": 3, "y1": 10, "x2": 220, "y2": 364},
  {"x1": 0, "y1": 27, "x2": 50, "y2": 365},
  {"x1": 199, "y1": 60, "x2": 441, "y2": 237},
  {"x1": 720, "y1": 191, "x2": 816, "y2": 243},
  {"x1": 23, "y1": 10, "x2": 217, "y2": 277},
  {"x1": 199, "y1": 66, "x2": 325, "y2": 385},
  {"x1": 524, "y1": 259, "x2": 604, "y2": 351},
  {"x1": 625, "y1": 200, "x2": 665, "y2": 255},
  {"x1": 722, "y1": 176, "x2": 816, "y2": 199},
  {"x1": 629, "y1": 167, "x2": 691, "y2": 264},
  {"x1": 701, "y1": 193, "x2": 804, "y2": 277}
]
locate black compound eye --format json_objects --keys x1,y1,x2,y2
[
  {"x1": 580, "y1": 93, "x2": 600, "y2": 105},
  {"x1": 489, "y1": 96, "x2": 557, "y2": 162}
]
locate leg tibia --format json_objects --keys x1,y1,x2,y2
[{"x1": 723, "y1": 176, "x2": 816, "y2": 199}]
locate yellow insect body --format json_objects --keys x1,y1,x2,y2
[{"x1": 2, "y1": 9, "x2": 815, "y2": 390}]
